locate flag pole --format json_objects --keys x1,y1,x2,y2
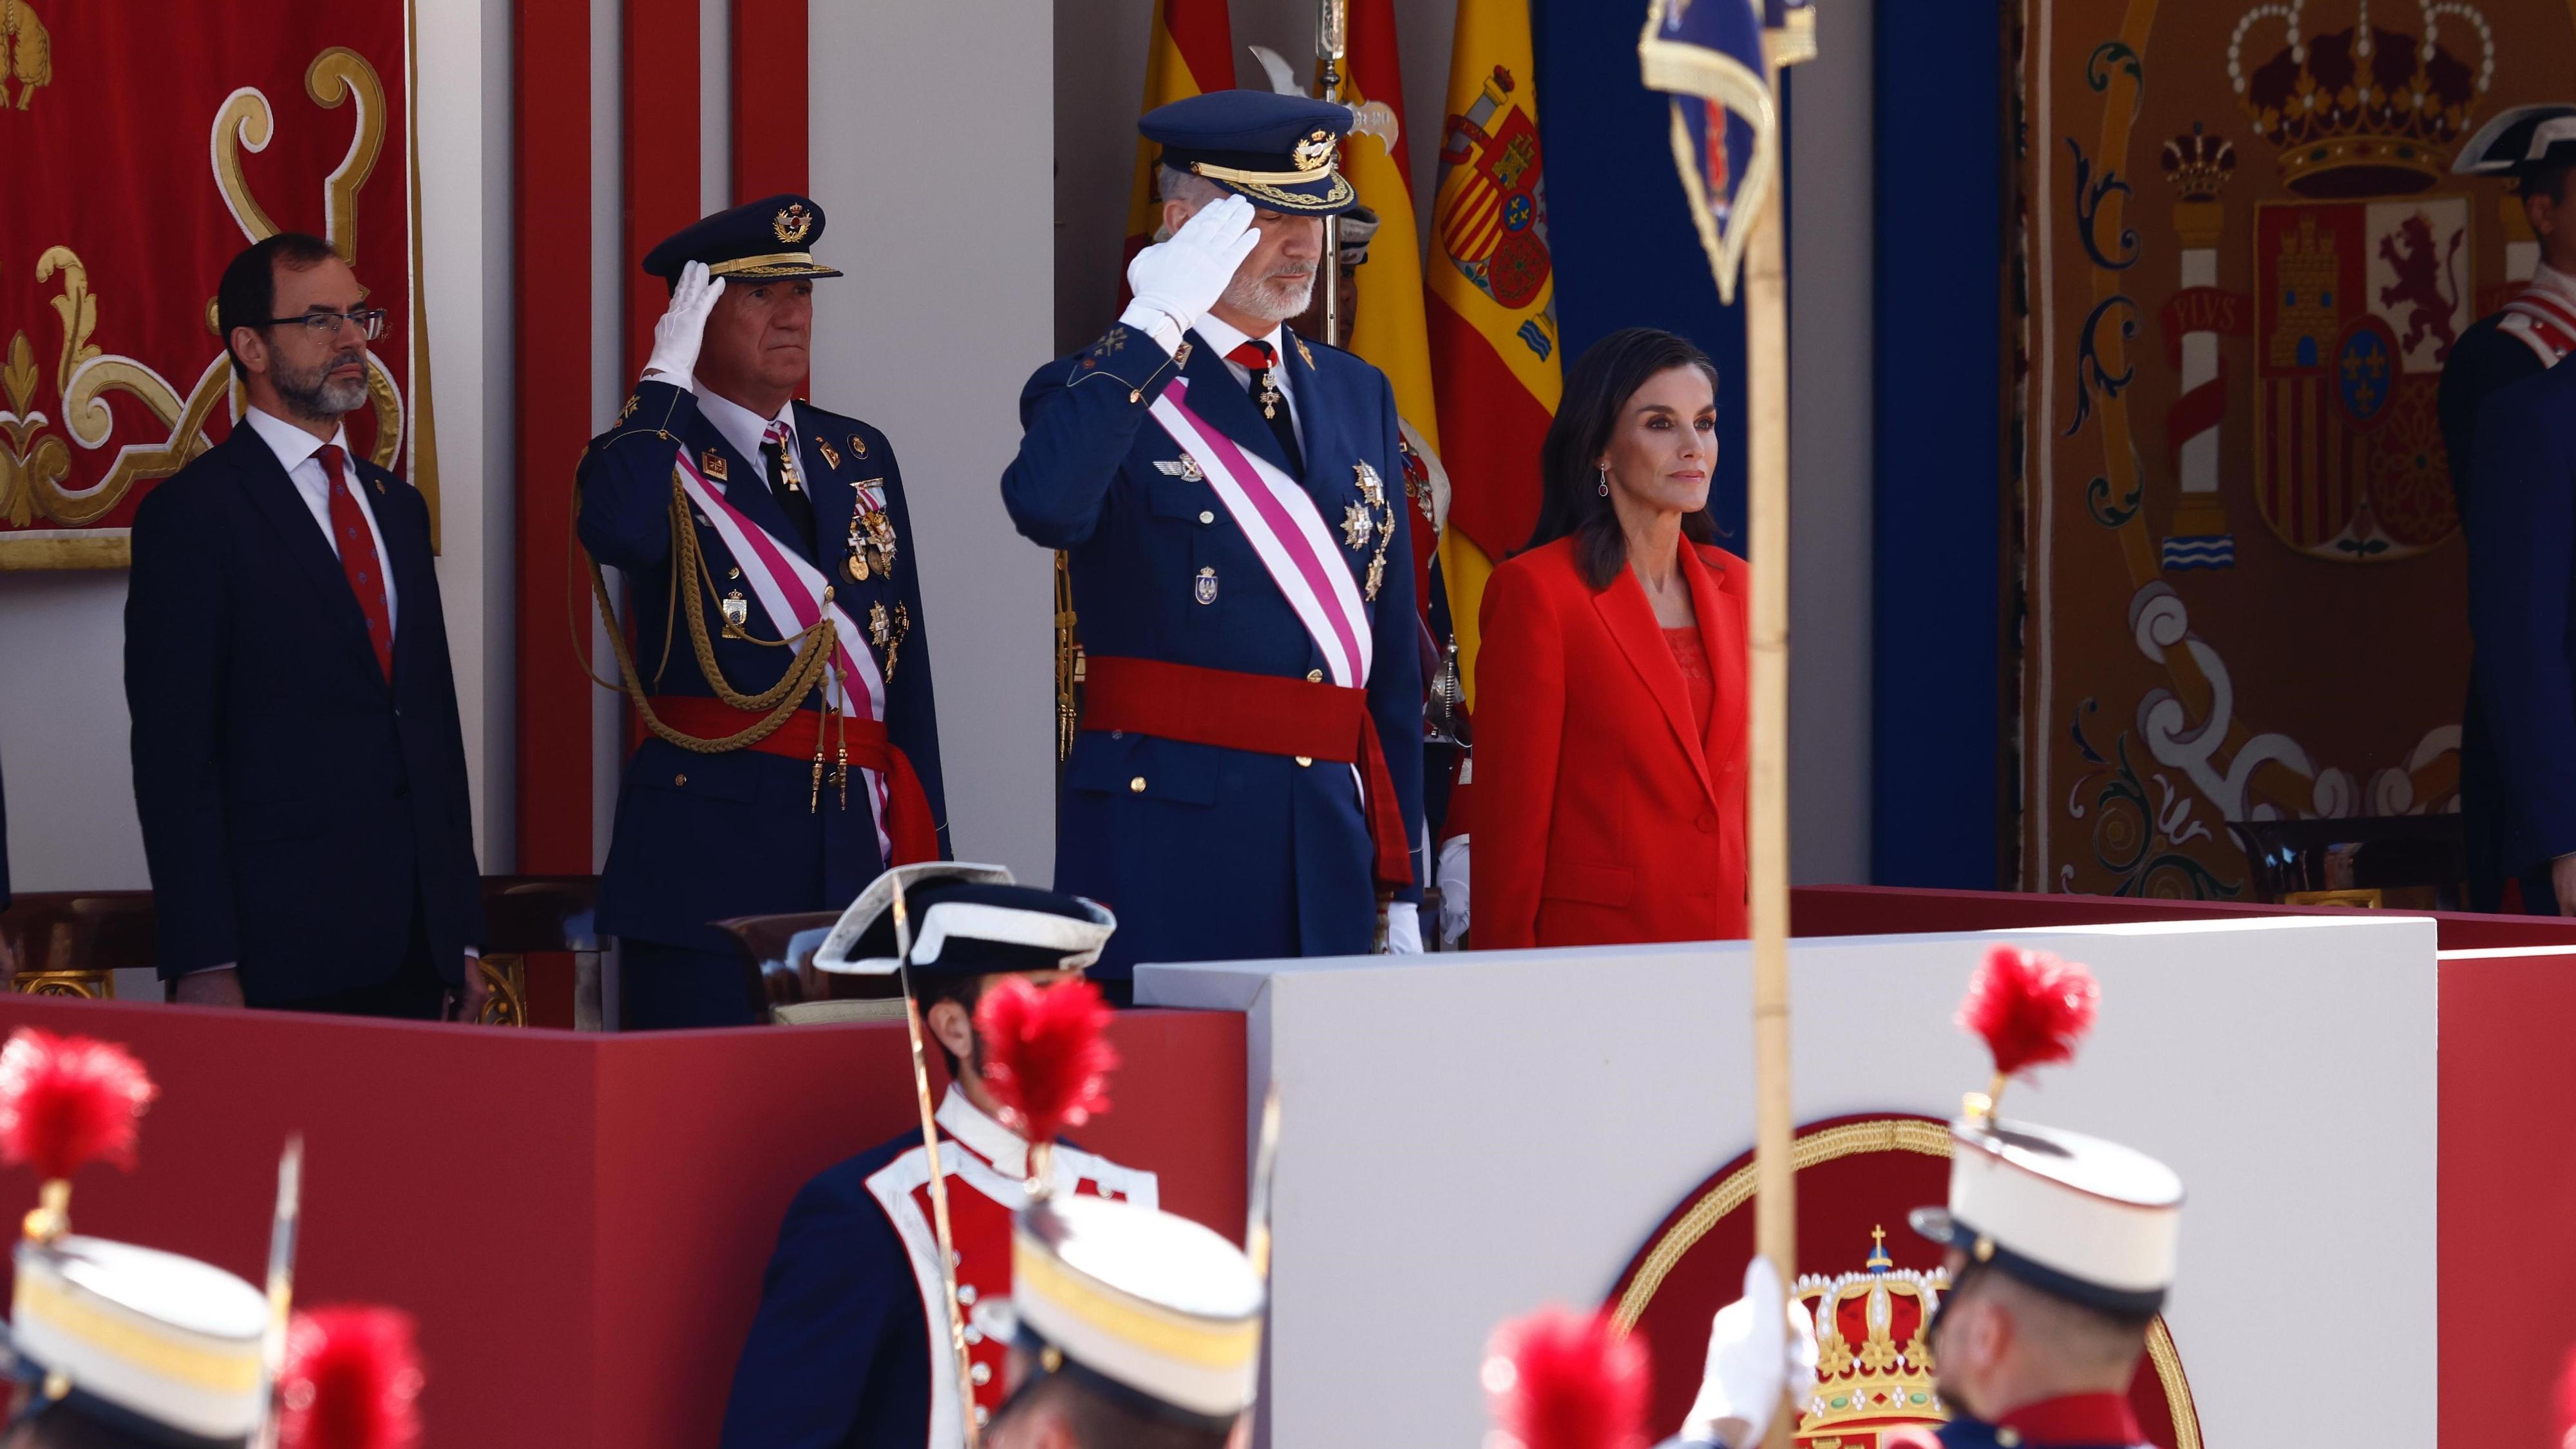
[
  {"x1": 1316, "y1": 0, "x2": 1350, "y2": 343},
  {"x1": 1745, "y1": 30, "x2": 1797, "y2": 1449}
]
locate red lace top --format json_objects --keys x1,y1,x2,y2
[{"x1": 1664, "y1": 627, "x2": 1714, "y2": 740}]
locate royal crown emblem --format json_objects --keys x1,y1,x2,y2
[
  {"x1": 773, "y1": 202, "x2": 813, "y2": 245},
  {"x1": 1293, "y1": 128, "x2": 1338, "y2": 174},
  {"x1": 2229, "y1": 0, "x2": 2494, "y2": 196},
  {"x1": 1792, "y1": 1227, "x2": 1949, "y2": 1449}
]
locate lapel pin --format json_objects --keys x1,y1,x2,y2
[
  {"x1": 701, "y1": 448, "x2": 729, "y2": 482},
  {"x1": 817, "y1": 437, "x2": 842, "y2": 469},
  {"x1": 849, "y1": 434, "x2": 868, "y2": 459}
]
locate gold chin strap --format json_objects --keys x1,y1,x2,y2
[{"x1": 573, "y1": 462, "x2": 848, "y2": 797}]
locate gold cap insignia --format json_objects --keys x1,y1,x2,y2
[
  {"x1": 1293, "y1": 129, "x2": 1338, "y2": 173},
  {"x1": 701, "y1": 448, "x2": 728, "y2": 481},
  {"x1": 773, "y1": 203, "x2": 814, "y2": 244}
]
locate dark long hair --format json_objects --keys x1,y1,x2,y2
[{"x1": 1524, "y1": 327, "x2": 1722, "y2": 591}]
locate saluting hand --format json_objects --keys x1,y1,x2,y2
[
  {"x1": 642, "y1": 260, "x2": 726, "y2": 384},
  {"x1": 1126, "y1": 193, "x2": 1260, "y2": 339}
]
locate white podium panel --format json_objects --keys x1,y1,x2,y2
[{"x1": 1140, "y1": 915, "x2": 2438, "y2": 1449}]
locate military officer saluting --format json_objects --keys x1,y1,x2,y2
[
  {"x1": 580, "y1": 196, "x2": 947, "y2": 1028},
  {"x1": 1002, "y1": 91, "x2": 1426, "y2": 980},
  {"x1": 2441, "y1": 104, "x2": 2576, "y2": 913}
]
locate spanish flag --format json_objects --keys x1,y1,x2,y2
[
  {"x1": 1124, "y1": 0, "x2": 1236, "y2": 267},
  {"x1": 1427, "y1": 0, "x2": 1562, "y2": 708},
  {"x1": 1338, "y1": 0, "x2": 1447, "y2": 625}
]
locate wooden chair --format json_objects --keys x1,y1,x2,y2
[
  {"x1": 0, "y1": 891, "x2": 156, "y2": 998},
  {"x1": 712, "y1": 909, "x2": 906, "y2": 1025},
  {"x1": 2226, "y1": 815, "x2": 2467, "y2": 910},
  {"x1": 477, "y1": 876, "x2": 605, "y2": 1029}
]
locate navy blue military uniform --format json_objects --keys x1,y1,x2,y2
[
  {"x1": 578, "y1": 196, "x2": 946, "y2": 1026},
  {"x1": 1000, "y1": 92, "x2": 1425, "y2": 977},
  {"x1": 1886, "y1": 1399, "x2": 2152, "y2": 1449},
  {"x1": 2467, "y1": 354, "x2": 2576, "y2": 909},
  {"x1": 720, "y1": 869, "x2": 1150, "y2": 1448},
  {"x1": 2446, "y1": 104, "x2": 2576, "y2": 911}
]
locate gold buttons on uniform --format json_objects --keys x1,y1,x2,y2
[
  {"x1": 1305, "y1": 669, "x2": 1323, "y2": 682},
  {"x1": 1295, "y1": 756, "x2": 1314, "y2": 768},
  {"x1": 1130, "y1": 777, "x2": 1148, "y2": 793}
]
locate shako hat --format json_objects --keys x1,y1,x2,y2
[
  {"x1": 2455, "y1": 104, "x2": 2576, "y2": 181},
  {"x1": 1007, "y1": 1196, "x2": 1264, "y2": 1432},
  {"x1": 1908, "y1": 947, "x2": 2185, "y2": 1316},
  {"x1": 810, "y1": 863, "x2": 1116, "y2": 978},
  {"x1": 640, "y1": 193, "x2": 844, "y2": 285},
  {"x1": 1142, "y1": 90, "x2": 1360, "y2": 216}
]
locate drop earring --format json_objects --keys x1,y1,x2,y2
[{"x1": 1596, "y1": 466, "x2": 1611, "y2": 498}]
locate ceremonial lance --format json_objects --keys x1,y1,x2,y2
[{"x1": 1640, "y1": 4, "x2": 1814, "y2": 1444}]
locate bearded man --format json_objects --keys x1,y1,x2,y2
[
  {"x1": 125, "y1": 232, "x2": 487, "y2": 1017},
  {"x1": 1001, "y1": 91, "x2": 1426, "y2": 980}
]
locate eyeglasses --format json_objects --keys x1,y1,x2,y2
[{"x1": 255, "y1": 308, "x2": 388, "y2": 341}]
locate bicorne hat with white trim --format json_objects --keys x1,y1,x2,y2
[
  {"x1": 2456, "y1": 104, "x2": 2576, "y2": 180},
  {"x1": 1006, "y1": 1195, "x2": 1264, "y2": 1433},
  {"x1": 1908, "y1": 1115, "x2": 2186, "y2": 1317},
  {"x1": 808, "y1": 862, "x2": 1117, "y2": 978}
]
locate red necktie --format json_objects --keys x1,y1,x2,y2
[{"x1": 317, "y1": 444, "x2": 393, "y2": 681}]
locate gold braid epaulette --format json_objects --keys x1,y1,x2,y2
[{"x1": 572, "y1": 448, "x2": 842, "y2": 761}]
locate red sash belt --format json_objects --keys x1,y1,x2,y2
[
  {"x1": 645, "y1": 695, "x2": 938, "y2": 865},
  {"x1": 1080, "y1": 656, "x2": 1411, "y2": 892}
]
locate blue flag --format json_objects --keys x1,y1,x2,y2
[{"x1": 1638, "y1": 0, "x2": 1794, "y2": 303}]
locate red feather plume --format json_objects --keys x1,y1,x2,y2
[
  {"x1": 1957, "y1": 946, "x2": 2100, "y2": 1079},
  {"x1": 974, "y1": 976, "x2": 1118, "y2": 1144},
  {"x1": 278, "y1": 1306, "x2": 426, "y2": 1449},
  {"x1": 1481, "y1": 1307, "x2": 1651, "y2": 1449},
  {"x1": 0, "y1": 1030, "x2": 156, "y2": 1181}
]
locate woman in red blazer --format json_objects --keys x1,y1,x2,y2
[{"x1": 1472, "y1": 328, "x2": 1748, "y2": 949}]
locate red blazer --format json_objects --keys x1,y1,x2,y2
[{"x1": 1472, "y1": 536, "x2": 1749, "y2": 949}]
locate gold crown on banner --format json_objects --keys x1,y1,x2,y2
[
  {"x1": 2228, "y1": 0, "x2": 2494, "y2": 196},
  {"x1": 2161, "y1": 124, "x2": 2239, "y2": 200},
  {"x1": 1793, "y1": 1227, "x2": 1950, "y2": 1449}
]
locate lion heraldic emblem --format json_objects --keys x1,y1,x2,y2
[
  {"x1": 1435, "y1": 64, "x2": 1551, "y2": 310},
  {"x1": 2, "y1": 0, "x2": 49, "y2": 110}
]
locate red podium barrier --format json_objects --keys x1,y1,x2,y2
[{"x1": 0, "y1": 996, "x2": 1244, "y2": 1449}]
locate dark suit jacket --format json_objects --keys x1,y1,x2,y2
[
  {"x1": 1473, "y1": 536, "x2": 1750, "y2": 950},
  {"x1": 124, "y1": 424, "x2": 484, "y2": 1003},
  {"x1": 2468, "y1": 358, "x2": 2576, "y2": 875}
]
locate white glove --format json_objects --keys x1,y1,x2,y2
[
  {"x1": 643, "y1": 260, "x2": 725, "y2": 384},
  {"x1": 1435, "y1": 835, "x2": 1471, "y2": 947},
  {"x1": 1678, "y1": 1257, "x2": 1821, "y2": 1449},
  {"x1": 1384, "y1": 903, "x2": 1423, "y2": 954},
  {"x1": 1120, "y1": 194, "x2": 1260, "y2": 343}
]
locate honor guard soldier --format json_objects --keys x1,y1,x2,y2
[
  {"x1": 719, "y1": 865, "x2": 1156, "y2": 1449},
  {"x1": 1001, "y1": 91, "x2": 1427, "y2": 981},
  {"x1": 580, "y1": 196, "x2": 949, "y2": 1028},
  {"x1": 983, "y1": 1196, "x2": 1262, "y2": 1449},
  {"x1": 2443, "y1": 105, "x2": 2576, "y2": 912}
]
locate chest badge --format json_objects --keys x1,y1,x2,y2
[
  {"x1": 1195, "y1": 567, "x2": 1219, "y2": 605},
  {"x1": 720, "y1": 590, "x2": 750, "y2": 634},
  {"x1": 700, "y1": 448, "x2": 729, "y2": 482},
  {"x1": 849, "y1": 433, "x2": 868, "y2": 459},
  {"x1": 1153, "y1": 455, "x2": 1204, "y2": 482},
  {"x1": 816, "y1": 437, "x2": 842, "y2": 469},
  {"x1": 1341, "y1": 501, "x2": 1374, "y2": 551}
]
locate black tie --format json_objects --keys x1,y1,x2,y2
[
  {"x1": 759, "y1": 429, "x2": 819, "y2": 560},
  {"x1": 1228, "y1": 339, "x2": 1305, "y2": 478}
]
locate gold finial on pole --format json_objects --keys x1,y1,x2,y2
[{"x1": 1316, "y1": 0, "x2": 1350, "y2": 343}]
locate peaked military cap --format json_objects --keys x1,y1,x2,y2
[
  {"x1": 640, "y1": 193, "x2": 844, "y2": 284},
  {"x1": 1007, "y1": 1195, "x2": 1264, "y2": 1432},
  {"x1": 2455, "y1": 104, "x2": 2576, "y2": 180},
  {"x1": 11, "y1": 1235, "x2": 268, "y2": 1446},
  {"x1": 810, "y1": 862, "x2": 1117, "y2": 978},
  {"x1": 1909, "y1": 1115, "x2": 2184, "y2": 1318},
  {"x1": 1144, "y1": 90, "x2": 1359, "y2": 215}
]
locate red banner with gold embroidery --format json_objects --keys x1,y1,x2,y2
[{"x1": 0, "y1": 0, "x2": 428, "y2": 568}]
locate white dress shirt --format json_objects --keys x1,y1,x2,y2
[
  {"x1": 243, "y1": 407, "x2": 397, "y2": 636},
  {"x1": 692, "y1": 380, "x2": 811, "y2": 497},
  {"x1": 1186, "y1": 312, "x2": 1307, "y2": 461}
]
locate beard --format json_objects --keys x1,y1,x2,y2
[
  {"x1": 273, "y1": 346, "x2": 371, "y2": 423},
  {"x1": 1220, "y1": 263, "x2": 1317, "y2": 325}
]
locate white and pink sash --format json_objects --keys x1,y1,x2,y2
[
  {"x1": 1148, "y1": 378, "x2": 1374, "y2": 688},
  {"x1": 672, "y1": 446, "x2": 891, "y2": 852}
]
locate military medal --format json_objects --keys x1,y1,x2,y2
[
  {"x1": 1341, "y1": 502, "x2": 1374, "y2": 551},
  {"x1": 1350, "y1": 463, "x2": 1396, "y2": 602},
  {"x1": 721, "y1": 590, "x2": 750, "y2": 634},
  {"x1": 1195, "y1": 567, "x2": 1219, "y2": 605},
  {"x1": 700, "y1": 448, "x2": 728, "y2": 481},
  {"x1": 1255, "y1": 365, "x2": 1283, "y2": 420},
  {"x1": 849, "y1": 433, "x2": 867, "y2": 459}
]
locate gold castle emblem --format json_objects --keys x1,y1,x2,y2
[{"x1": 2, "y1": 0, "x2": 49, "y2": 111}]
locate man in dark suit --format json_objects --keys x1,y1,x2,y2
[
  {"x1": 124, "y1": 232, "x2": 486, "y2": 1016},
  {"x1": 577, "y1": 196, "x2": 948, "y2": 1029}
]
